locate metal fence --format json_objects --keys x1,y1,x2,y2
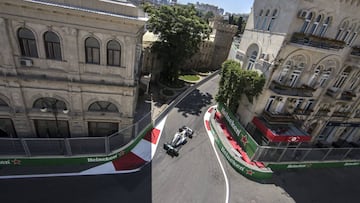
[
  {"x1": 0, "y1": 112, "x2": 152, "y2": 157},
  {"x1": 0, "y1": 70, "x2": 221, "y2": 158},
  {"x1": 253, "y1": 145, "x2": 360, "y2": 163}
]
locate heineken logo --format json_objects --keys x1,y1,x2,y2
[
  {"x1": 241, "y1": 135, "x2": 248, "y2": 145},
  {"x1": 0, "y1": 159, "x2": 22, "y2": 165},
  {"x1": 11, "y1": 159, "x2": 21, "y2": 165},
  {"x1": 288, "y1": 136, "x2": 300, "y2": 142},
  {"x1": 246, "y1": 169, "x2": 254, "y2": 176}
]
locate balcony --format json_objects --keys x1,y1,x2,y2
[
  {"x1": 332, "y1": 111, "x2": 350, "y2": 118},
  {"x1": 293, "y1": 108, "x2": 313, "y2": 115},
  {"x1": 263, "y1": 110, "x2": 295, "y2": 123},
  {"x1": 351, "y1": 47, "x2": 360, "y2": 57},
  {"x1": 315, "y1": 109, "x2": 330, "y2": 117},
  {"x1": 340, "y1": 90, "x2": 357, "y2": 101},
  {"x1": 326, "y1": 88, "x2": 339, "y2": 98},
  {"x1": 290, "y1": 32, "x2": 346, "y2": 51},
  {"x1": 269, "y1": 81, "x2": 314, "y2": 97}
]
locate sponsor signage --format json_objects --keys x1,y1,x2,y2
[
  {"x1": 268, "y1": 161, "x2": 360, "y2": 170},
  {"x1": 217, "y1": 103, "x2": 258, "y2": 157},
  {"x1": 214, "y1": 132, "x2": 273, "y2": 180},
  {"x1": 327, "y1": 122, "x2": 360, "y2": 127}
]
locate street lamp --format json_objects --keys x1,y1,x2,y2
[{"x1": 39, "y1": 98, "x2": 69, "y2": 137}]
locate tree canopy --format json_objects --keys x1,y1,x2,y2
[
  {"x1": 216, "y1": 60, "x2": 265, "y2": 112},
  {"x1": 143, "y1": 4, "x2": 211, "y2": 82}
]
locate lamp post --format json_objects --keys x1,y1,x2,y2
[{"x1": 40, "y1": 98, "x2": 69, "y2": 137}]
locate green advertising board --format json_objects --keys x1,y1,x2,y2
[
  {"x1": 211, "y1": 124, "x2": 273, "y2": 180},
  {"x1": 217, "y1": 103, "x2": 258, "y2": 157},
  {"x1": 267, "y1": 161, "x2": 360, "y2": 170},
  {"x1": 0, "y1": 123, "x2": 153, "y2": 167}
]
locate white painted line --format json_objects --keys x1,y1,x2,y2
[
  {"x1": 132, "y1": 139, "x2": 152, "y2": 162},
  {"x1": 204, "y1": 107, "x2": 229, "y2": 203},
  {"x1": 80, "y1": 162, "x2": 115, "y2": 175}
]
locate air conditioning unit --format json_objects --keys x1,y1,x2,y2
[
  {"x1": 298, "y1": 10, "x2": 307, "y2": 19},
  {"x1": 20, "y1": 58, "x2": 33, "y2": 67}
]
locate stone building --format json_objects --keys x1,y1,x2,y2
[
  {"x1": 142, "y1": 17, "x2": 237, "y2": 80},
  {"x1": 235, "y1": 0, "x2": 360, "y2": 146},
  {"x1": 0, "y1": 0, "x2": 146, "y2": 142}
]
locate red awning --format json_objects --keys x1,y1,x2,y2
[{"x1": 252, "y1": 117, "x2": 311, "y2": 142}]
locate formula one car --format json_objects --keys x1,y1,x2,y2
[{"x1": 163, "y1": 126, "x2": 194, "y2": 157}]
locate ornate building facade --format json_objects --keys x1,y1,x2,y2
[
  {"x1": 0, "y1": 0, "x2": 146, "y2": 141},
  {"x1": 236, "y1": 0, "x2": 360, "y2": 146}
]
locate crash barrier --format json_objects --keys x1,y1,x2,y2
[
  {"x1": 0, "y1": 70, "x2": 220, "y2": 158},
  {"x1": 253, "y1": 145, "x2": 360, "y2": 163},
  {"x1": 154, "y1": 69, "x2": 221, "y2": 126},
  {"x1": 209, "y1": 109, "x2": 273, "y2": 180},
  {"x1": 0, "y1": 112, "x2": 152, "y2": 157}
]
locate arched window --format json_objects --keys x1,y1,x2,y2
[
  {"x1": 348, "y1": 71, "x2": 360, "y2": 90},
  {"x1": 308, "y1": 65, "x2": 322, "y2": 87},
  {"x1": 33, "y1": 97, "x2": 67, "y2": 112},
  {"x1": 85, "y1": 37, "x2": 100, "y2": 64},
  {"x1": 246, "y1": 51, "x2": 258, "y2": 70},
  {"x1": 318, "y1": 16, "x2": 331, "y2": 37},
  {"x1": 18, "y1": 28, "x2": 38, "y2": 57},
  {"x1": 319, "y1": 68, "x2": 332, "y2": 87},
  {"x1": 347, "y1": 25, "x2": 358, "y2": 45},
  {"x1": 300, "y1": 12, "x2": 313, "y2": 33},
  {"x1": 309, "y1": 15, "x2": 322, "y2": 35},
  {"x1": 267, "y1": 9, "x2": 278, "y2": 31},
  {"x1": 107, "y1": 40, "x2": 121, "y2": 66},
  {"x1": 44, "y1": 31, "x2": 62, "y2": 60},
  {"x1": 0, "y1": 98, "x2": 8, "y2": 107},
  {"x1": 335, "y1": 21, "x2": 349, "y2": 40},
  {"x1": 278, "y1": 60, "x2": 292, "y2": 82},
  {"x1": 333, "y1": 67, "x2": 351, "y2": 88},
  {"x1": 88, "y1": 101, "x2": 118, "y2": 112},
  {"x1": 255, "y1": 9, "x2": 264, "y2": 29},
  {"x1": 261, "y1": 10, "x2": 270, "y2": 30},
  {"x1": 288, "y1": 62, "x2": 305, "y2": 87}
]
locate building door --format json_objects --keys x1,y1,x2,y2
[
  {"x1": 0, "y1": 118, "x2": 17, "y2": 138},
  {"x1": 88, "y1": 122, "x2": 118, "y2": 137},
  {"x1": 35, "y1": 120, "x2": 70, "y2": 138},
  {"x1": 275, "y1": 98, "x2": 285, "y2": 113}
]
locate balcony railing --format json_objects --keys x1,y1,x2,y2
[
  {"x1": 340, "y1": 90, "x2": 357, "y2": 101},
  {"x1": 332, "y1": 111, "x2": 350, "y2": 118},
  {"x1": 293, "y1": 108, "x2": 313, "y2": 115},
  {"x1": 351, "y1": 47, "x2": 360, "y2": 57},
  {"x1": 315, "y1": 109, "x2": 330, "y2": 116},
  {"x1": 269, "y1": 81, "x2": 314, "y2": 97},
  {"x1": 290, "y1": 32, "x2": 346, "y2": 50},
  {"x1": 263, "y1": 110, "x2": 295, "y2": 123}
]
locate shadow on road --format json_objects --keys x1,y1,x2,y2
[
  {"x1": 175, "y1": 89, "x2": 213, "y2": 117},
  {"x1": 266, "y1": 167, "x2": 360, "y2": 202}
]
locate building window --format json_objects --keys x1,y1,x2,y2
[
  {"x1": 0, "y1": 118, "x2": 17, "y2": 138},
  {"x1": 107, "y1": 40, "x2": 121, "y2": 66},
  {"x1": 308, "y1": 66, "x2": 321, "y2": 87},
  {"x1": 246, "y1": 51, "x2": 257, "y2": 70},
  {"x1": 88, "y1": 122, "x2": 118, "y2": 137},
  {"x1": 85, "y1": 37, "x2": 100, "y2": 64},
  {"x1": 44, "y1": 31, "x2": 62, "y2": 60},
  {"x1": 288, "y1": 63, "x2": 305, "y2": 87},
  {"x1": 300, "y1": 12, "x2": 313, "y2": 33},
  {"x1": 318, "y1": 16, "x2": 331, "y2": 37},
  {"x1": 335, "y1": 21, "x2": 348, "y2": 40},
  {"x1": 88, "y1": 101, "x2": 118, "y2": 112},
  {"x1": 294, "y1": 98, "x2": 304, "y2": 110},
  {"x1": 304, "y1": 99, "x2": 315, "y2": 112},
  {"x1": 267, "y1": 9, "x2": 277, "y2": 31},
  {"x1": 278, "y1": 61, "x2": 292, "y2": 82},
  {"x1": 333, "y1": 67, "x2": 351, "y2": 88},
  {"x1": 261, "y1": 10, "x2": 270, "y2": 30},
  {"x1": 18, "y1": 28, "x2": 38, "y2": 58},
  {"x1": 255, "y1": 9, "x2": 264, "y2": 29},
  {"x1": 319, "y1": 68, "x2": 332, "y2": 87},
  {"x1": 265, "y1": 96, "x2": 275, "y2": 111},
  {"x1": 309, "y1": 15, "x2": 322, "y2": 35},
  {"x1": 348, "y1": 72, "x2": 360, "y2": 90}
]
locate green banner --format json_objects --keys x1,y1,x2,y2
[
  {"x1": 0, "y1": 123, "x2": 153, "y2": 166},
  {"x1": 211, "y1": 122, "x2": 273, "y2": 180},
  {"x1": 268, "y1": 161, "x2": 360, "y2": 170},
  {"x1": 217, "y1": 103, "x2": 258, "y2": 157}
]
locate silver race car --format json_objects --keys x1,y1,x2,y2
[{"x1": 163, "y1": 126, "x2": 194, "y2": 157}]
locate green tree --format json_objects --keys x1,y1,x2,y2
[
  {"x1": 216, "y1": 60, "x2": 265, "y2": 112},
  {"x1": 143, "y1": 4, "x2": 211, "y2": 82},
  {"x1": 204, "y1": 11, "x2": 215, "y2": 22}
]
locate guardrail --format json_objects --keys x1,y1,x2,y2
[{"x1": 0, "y1": 70, "x2": 220, "y2": 158}]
